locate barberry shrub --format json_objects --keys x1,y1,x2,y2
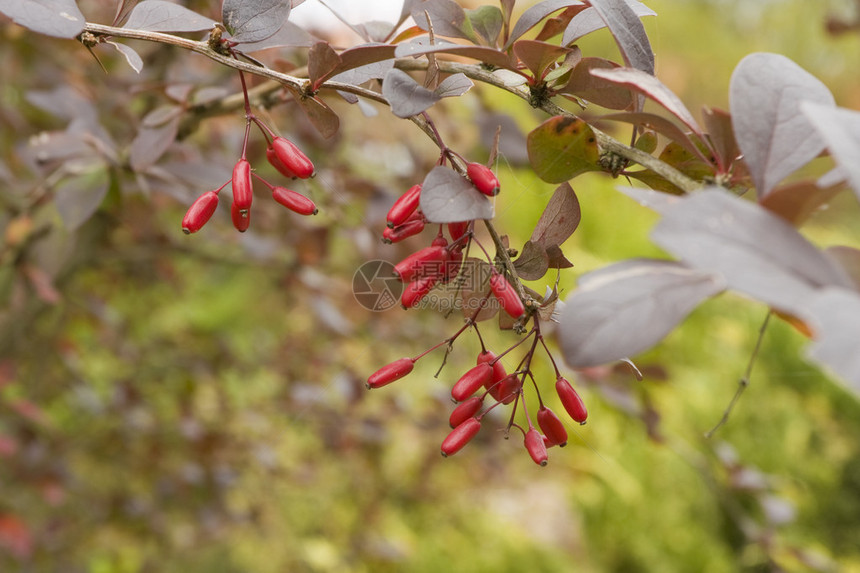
[{"x1": 2, "y1": 0, "x2": 860, "y2": 569}]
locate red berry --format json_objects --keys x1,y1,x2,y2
[
  {"x1": 451, "y1": 362, "x2": 493, "y2": 402},
  {"x1": 466, "y1": 162, "x2": 500, "y2": 196},
  {"x1": 476, "y1": 351, "x2": 508, "y2": 401},
  {"x1": 272, "y1": 187, "x2": 318, "y2": 216},
  {"x1": 496, "y1": 374, "x2": 521, "y2": 405},
  {"x1": 441, "y1": 417, "x2": 481, "y2": 457},
  {"x1": 232, "y1": 158, "x2": 253, "y2": 213},
  {"x1": 231, "y1": 202, "x2": 250, "y2": 232},
  {"x1": 524, "y1": 428, "x2": 548, "y2": 466},
  {"x1": 449, "y1": 396, "x2": 483, "y2": 428},
  {"x1": 555, "y1": 377, "x2": 587, "y2": 424},
  {"x1": 386, "y1": 184, "x2": 422, "y2": 228},
  {"x1": 447, "y1": 221, "x2": 470, "y2": 242},
  {"x1": 266, "y1": 146, "x2": 298, "y2": 179},
  {"x1": 537, "y1": 406, "x2": 568, "y2": 447},
  {"x1": 401, "y1": 275, "x2": 438, "y2": 308},
  {"x1": 394, "y1": 245, "x2": 448, "y2": 283},
  {"x1": 270, "y1": 136, "x2": 315, "y2": 179},
  {"x1": 382, "y1": 218, "x2": 425, "y2": 243},
  {"x1": 181, "y1": 190, "x2": 219, "y2": 234},
  {"x1": 366, "y1": 357, "x2": 415, "y2": 389},
  {"x1": 489, "y1": 271, "x2": 525, "y2": 319}
]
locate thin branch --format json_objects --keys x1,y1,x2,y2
[
  {"x1": 82, "y1": 22, "x2": 699, "y2": 193},
  {"x1": 705, "y1": 311, "x2": 772, "y2": 438}
]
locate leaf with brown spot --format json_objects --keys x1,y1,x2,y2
[{"x1": 527, "y1": 115, "x2": 600, "y2": 184}]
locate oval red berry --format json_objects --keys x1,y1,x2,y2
[{"x1": 182, "y1": 190, "x2": 219, "y2": 234}]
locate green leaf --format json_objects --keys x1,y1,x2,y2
[
  {"x1": 466, "y1": 5, "x2": 503, "y2": 46},
  {"x1": 527, "y1": 115, "x2": 600, "y2": 183}
]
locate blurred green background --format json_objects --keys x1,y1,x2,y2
[{"x1": 1, "y1": 0, "x2": 859, "y2": 571}]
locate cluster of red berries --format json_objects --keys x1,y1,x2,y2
[
  {"x1": 181, "y1": 129, "x2": 317, "y2": 234},
  {"x1": 367, "y1": 342, "x2": 588, "y2": 466},
  {"x1": 371, "y1": 147, "x2": 587, "y2": 465}
]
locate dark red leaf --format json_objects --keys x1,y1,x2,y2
[
  {"x1": 585, "y1": 0, "x2": 654, "y2": 75},
  {"x1": 124, "y1": 1, "x2": 215, "y2": 33},
  {"x1": 530, "y1": 182, "x2": 581, "y2": 248},
  {"x1": 506, "y1": 0, "x2": 584, "y2": 48},
  {"x1": 223, "y1": 0, "x2": 291, "y2": 44},
  {"x1": 561, "y1": 1, "x2": 655, "y2": 46}
]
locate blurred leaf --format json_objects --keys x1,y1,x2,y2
[
  {"x1": 223, "y1": 0, "x2": 290, "y2": 44},
  {"x1": 130, "y1": 108, "x2": 180, "y2": 170},
  {"x1": 466, "y1": 5, "x2": 503, "y2": 45},
  {"x1": 825, "y1": 246, "x2": 860, "y2": 291},
  {"x1": 123, "y1": 1, "x2": 214, "y2": 33},
  {"x1": 419, "y1": 166, "x2": 493, "y2": 223},
  {"x1": 651, "y1": 188, "x2": 854, "y2": 314},
  {"x1": 562, "y1": 1, "x2": 655, "y2": 46},
  {"x1": 561, "y1": 57, "x2": 634, "y2": 110},
  {"x1": 557, "y1": 259, "x2": 725, "y2": 367},
  {"x1": 658, "y1": 142, "x2": 716, "y2": 181},
  {"x1": 54, "y1": 168, "x2": 110, "y2": 231},
  {"x1": 530, "y1": 182, "x2": 581, "y2": 248},
  {"x1": 702, "y1": 106, "x2": 737, "y2": 172},
  {"x1": 805, "y1": 288, "x2": 860, "y2": 393},
  {"x1": 527, "y1": 115, "x2": 600, "y2": 183},
  {"x1": 801, "y1": 103, "x2": 860, "y2": 201},
  {"x1": 759, "y1": 180, "x2": 843, "y2": 227},
  {"x1": 634, "y1": 130, "x2": 658, "y2": 154},
  {"x1": 729, "y1": 53, "x2": 835, "y2": 198},
  {"x1": 0, "y1": 0, "x2": 84, "y2": 38},
  {"x1": 382, "y1": 69, "x2": 440, "y2": 118}
]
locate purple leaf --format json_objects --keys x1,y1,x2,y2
[
  {"x1": 702, "y1": 107, "x2": 738, "y2": 172},
  {"x1": 434, "y1": 73, "x2": 473, "y2": 98},
  {"x1": 410, "y1": 0, "x2": 473, "y2": 41},
  {"x1": 419, "y1": 166, "x2": 494, "y2": 223},
  {"x1": 527, "y1": 115, "x2": 600, "y2": 183},
  {"x1": 222, "y1": 0, "x2": 291, "y2": 44},
  {"x1": 729, "y1": 53, "x2": 835, "y2": 198},
  {"x1": 801, "y1": 103, "x2": 860, "y2": 202},
  {"x1": 562, "y1": 1, "x2": 655, "y2": 45},
  {"x1": 382, "y1": 69, "x2": 440, "y2": 118},
  {"x1": 557, "y1": 259, "x2": 725, "y2": 368},
  {"x1": 513, "y1": 240, "x2": 550, "y2": 280},
  {"x1": 105, "y1": 42, "x2": 143, "y2": 73},
  {"x1": 326, "y1": 44, "x2": 397, "y2": 85},
  {"x1": 513, "y1": 40, "x2": 574, "y2": 80},
  {"x1": 585, "y1": 0, "x2": 654, "y2": 75},
  {"x1": 560, "y1": 57, "x2": 634, "y2": 110},
  {"x1": 54, "y1": 168, "x2": 110, "y2": 231},
  {"x1": 229, "y1": 21, "x2": 314, "y2": 51},
  {"x1": 308, "y1": 42, "x2": 342, "y2": 91},
  {"x1": 650, "y1": 188, "x2": 854, "y2": 314},
  {"x1": 590, "y1": 67, "x2": 703, "y2": 136},
  {"x1": 803, "y1": 288, "x2": 860, "y2": 392},
  {"x1": 0, "y1": 0, "x2": 84, "y2": 38},
  {"x1": 394, "y1": 39, "x2": 516, "y2": 70},
  {"x1": 130, "y1": 108, "x2": 181, "y2": 171},
  {"x1": 123, "y1": 1, "x2": 215, "y2": 33},
  {"x1": 293, "y1": 95, "x2": 340, "y2": 139},
  {"x1": 505, "y1": 0, "x2": 584, "y2": 49},
  {"x1": 530, "y1": 182, "x2": 581, "y2": 247},
  {"x1": 617, "y1": 185, "x2": 683, "y2": 213}
]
